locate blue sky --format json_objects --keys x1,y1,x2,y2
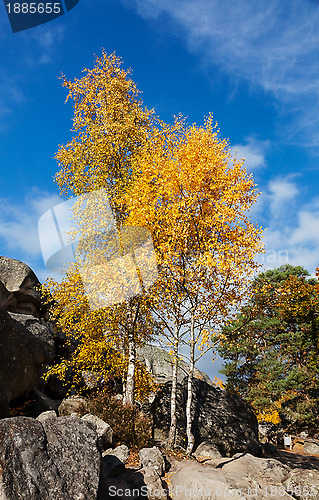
[{"x1": 1, "y1": 0, "x2": 319, "y2": 377}]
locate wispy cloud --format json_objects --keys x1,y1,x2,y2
[
  {"x1": 0, "y1": 189, "x2": 63, "y2": 279},
  {"x1": 0, "y1": 20, "x2": 65, "y2": 121},
  {"x1": 30, "y1": 25, "x2": 65, "y2": 64},
  {"x1": 255, "y1": 179, "x2": 319, "y2": 274},
  {"x1": 131, "y1": 0, "x2": 319, "y2": 145},
  {"x1": 0, "y1": 73, "x2": 25, "y2": 124}
]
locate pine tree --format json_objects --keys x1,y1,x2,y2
[{"x1": 218, "y1": 264, "x2": 319, "y2": 432}]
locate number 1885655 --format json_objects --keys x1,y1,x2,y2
[{"x1": 6, "y1": 3, "x2": 61, "y2": 14}]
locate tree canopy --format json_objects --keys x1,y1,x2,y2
[{"x1": 218, "y1": 264, "x2": 319, "y2": 432}]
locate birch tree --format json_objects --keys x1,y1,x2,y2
[
  {"x1": 44, "y1": 51, "x2": 157, "y2": 404},
  {"x1": 123, "y1": 116, "x2": 263, "y2": 453}
]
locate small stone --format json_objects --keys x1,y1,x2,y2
[
  {"x1": 194, "y1": 441, "x2": 222, "y2": 459},
  {"x1": 139, "y1": 446, "x2": 165, "y2": 476},
  {"x1": 36, "y1": 410, "x2": 57, "y2": 422},
  {"x1": 81, "y1": 413, "x2": 113, "y2": 451},
  {"x1": 101, "y1": 445, "x2": 130, "y2": 478},
  {"x1": 58, "y1": 395, "x2": 89, "y2": 416}
]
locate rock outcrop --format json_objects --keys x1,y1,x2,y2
[
  {"x1": 169, "y1": 453, "x2": 294, "y2": 500},
  {"x1": 152, "y1": 378, "x2": 260, "y2": 457},
  {"x1": 0, "y1": 256, "x2": 42, "y2": 316},
  {"x1": 0, "y1": 257, "x2": 55, "y2": 417},
  {"x1": 0, "y1": 415, "x2": 100, "y2": 499},
  {"x1": 0, "y1": 306, "x2": 54, "y2": 417}
]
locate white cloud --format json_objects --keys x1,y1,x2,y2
[
  {"x1": 268, "y1": 178, "x2": 299, "y2": 218},
  {"x1": 232, "y1": 138, "x2": 268, "y2": 171},
  {"x1": 0, "y1": 189, "x2": 63, "y2": 278},
  {"x1": 130, "y1": 0, "x2": 319, "y2": 145},
  {"x1": 254, "y1": 188, "x2": 319, "y2": 275},
  {"x1": 289, "y1": 210, "x2": 319, "y2": 246}
]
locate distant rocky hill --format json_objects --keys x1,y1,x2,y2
[{"x1": 136, "y1": 343, "x2": 212, "y2": 386}]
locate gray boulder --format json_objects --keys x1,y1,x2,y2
[
  {"x1": 0, "y1": 416, "x2": 100, "y2": 499},
  {"x1": 58, "y1": 395, "x2": 89, "y2": 416},
  {"x1": 151, "y1": 378, "x2": 261, "y2": 457},
  {"x1": 304, "y1": 440, "x2": 319, "y2": 455},
  {"x1": 138, "y1": 447, "x2": 167, "y2": 500},
  {"x1": 102, "y1": 445, "x2": 130, "y2": 478},
  {"x1": 282, "y1": 469, "x2": 319, "y2": 499},
  {"x1": 0, "y1": 256, "x2": 42, "y2": 315},
  {"x1": 142, "y1": 467, "x2": 168, "y2": 500},
  {"x1": 36, "y1": 410, "x2": 57, "y2": 422},
  {"x1": 139, "y1": 446, "x2": 165, "y2": 476},
  {"x1": 194, "y1": 441, "x2": 222, "y2": 459},
  {"x1": 9, "y1": 313, "x2": 55, "y2": 362},
  {"x1": 0, "y1": 307, "x2": 55, "y2": 417},
  {"x1": 169, "y1": 454, "x2": 293, "y2": 500},
  {"x1": 103, "y1": 444, "x2": 129, "y2": 464},
  {"x1": 81, "y1": 413, "x2": 113, "y2": 451}
]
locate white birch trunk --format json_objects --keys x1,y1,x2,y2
[
  {"x1": 186, "y1": 311, "x2": 195, "y2": 455},
  {"x1": 168, "y1": 323, "x2": 179, "y2": 449},
  {"x1": 124, "y1": 328, "x2": 135, "y2": 405},
  {"x1": 123, "y1": 299, "x2": 135, "y2": 406}
]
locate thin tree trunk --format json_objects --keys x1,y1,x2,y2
[
  {"x1": 186, "y1": 311, "x2": 195, "y2": 455},
  {"x1": 168, "y1": 323, "x2": 179, "y2": 449},
  {"x1": 124, "y1": 329, "x2": 135, "y2": 405},
  {"x1": 124, "y1": 331, "x2": 136, "y2": 405},
  {"x1": 124, "y1": 301, "x2": 135, "y2": 406}
]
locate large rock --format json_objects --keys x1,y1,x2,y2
[
  {"x1": 282, "y1": 468, "x2": 319, "y2": 499},
  {"x1": 0, "y1": 415, "x2": 100, "y2": 499},
  {"x1": 169, "y1": 454, "x2": 293, "y2": 500},
  {"x1": 0, "y1": 306, "x2": 55, "y2": 417},
  {"x1": 304, "y1": 440, "x2": 319, "y2": 455},
  {"x1": 137, "y1": 344, "x2": 211, "y2": 385},
  {"x1": 194, "y1": 441, "x2": 222, "y2": 459},
  {"x1": 142, "y1": 467, "x2": 168, "y2": 500},
  {"x1": 0, "y1": 256, "x2": 42, "y2": 315},
  {"x1": 151, "y1": 378, "x2": 261, "y2": 457},
  {"x1": 9, "y1": 313, "x2": 55, "y2": 362}
]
